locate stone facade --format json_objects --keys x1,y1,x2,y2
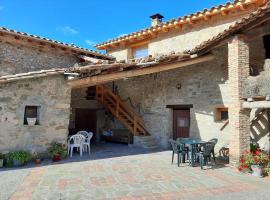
[
  {"x1": 110, "y1": 46, "x2": 231, "y2": 150},
  {"x1": 0, "y1": 75, "x2": 71, "y2": 153},
  {"x1": 0, "y1": 37, "x2": 80, "y2": 76}
]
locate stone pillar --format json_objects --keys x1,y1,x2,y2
[{"x1": 228, "y1": 35, "x2": 251, "y2": 166}]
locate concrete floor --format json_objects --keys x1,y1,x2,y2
[{"x1": 1, "y1": 143, "x2": 270, "y2": 200}]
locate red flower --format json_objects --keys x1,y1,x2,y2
[{"x1": 255, "y1": 150, "x2": 261, "y2": 156}]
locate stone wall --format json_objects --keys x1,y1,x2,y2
[
  {"x1": 0, "y1": 38, "x2": 80, "y2": 76},
  {"x1": 110, "y1": 46, "x2": 231, "y2": 150},
  {"x1": 0, "y1": 75, "x2": 71, "y2": 153}
]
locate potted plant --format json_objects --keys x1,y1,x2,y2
[
  {"x1": 7, "y1": 151, "x2": 31, "y2": 167},
  {"x1": 251, "y1": 150, "x2": 269, "y2": 177},
  {"x1": 239, "y1": 150, "x2": 269, "y2": 177},
  {"x1": 48, "y1": 142, "x2": 67, "y2": 162},
  {"x1": 0, "y1": 153, "x2": 4, "y2": 168},
  {"x1": 32, "y1": 152, "x2": 41, "y2": 165}
]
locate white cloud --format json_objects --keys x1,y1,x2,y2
[
  {"x1": 56, "y1": 26, "x2": 79, "y2": 35},
  {"x1": 85, "y1": 39, "x2": 96, "y2": 47}
]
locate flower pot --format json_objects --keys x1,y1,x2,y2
[
  {"x1": 13, "y1": 159, "x2": 24, "y2": 167},
  {"x1": 27, "y1": 118, "x2": 36, "y2": 126},
  {"x1": 35, "y1": 159, "x2": 41, "y2": 165},
  {"x1": 0, "y1": 159, "x2": 3, "y2": 168},
  {"x1": 52, "y1": 154, "x2": 61, "y2": 162},
  {"x1": 251, "y1": 165, "x2": 264, "y2": 177}
]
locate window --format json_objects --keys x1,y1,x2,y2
[
  {"x1": 263, "y1": 34, "x2": 270, "y2": 59},
  {"x1": 215, "y1": 107, "x2": 228, "y2": 122},
  {"x1": 132, "y1": 44, "x2": 148, "y2": 59},
  {"x1": 24, "y1": 106, "x2": 40, "y2": 125}
]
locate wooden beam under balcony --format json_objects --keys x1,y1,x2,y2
[{"x1": 68, "y1": 54, "x2": 215, "y2": 88}]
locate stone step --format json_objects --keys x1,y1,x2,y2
[{"x1": 133, "y1": 136, "x2": 159, "y2": 149}]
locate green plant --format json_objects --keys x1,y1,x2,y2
[
  {"x1": 6, "y1": 151, "x2": 31, "y2": 167},
  {"x1": 239, "y1": 150, "x2": 270, "y2": 171},
  {"x1": 48, "y1": 142, "x2": 67, "y2": 158},
  {"x1": 266, "y1": 164, "x2": 270, "y2": 176},
  {"x1": 32, "y1": 152, "x2": 40, "y2": 160}
]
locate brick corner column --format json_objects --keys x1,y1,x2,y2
[{"x1": 228, "y1": 34, "x2": 251, "y2": 167}]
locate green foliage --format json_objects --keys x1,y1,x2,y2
[
  {"x1": 6, "y1": 151, "x2": 32, "y2": 167},
  {"x1": 239, "y1": 150, "x2": 270, "y2": 171},
  {"x1": 48, "y1": 142, "x2": 67, "y2": 158},
  {"x1": 266, "y1": 164, "x2": 270, "y2": 176}
]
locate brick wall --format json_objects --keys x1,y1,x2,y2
[{"x1": 228, "y1": 35, "x2": 251, "y2": 166}]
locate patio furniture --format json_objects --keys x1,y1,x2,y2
[
  {"x1": 77, "y1": 130, "x2": 89, "y2": 138},
  {"x1": 83, "y1": 132, "x2": 93, "y2": 154},
  {"x1": 169, "y1": 139, "x2": 188, "y2": 167},
  {"x1": 68, "y1": 134, "x2": 85, "y2": 157},
  {"x1": 208, "y1": 138, "x2": 218, "y2": 161},
  {"x1": 195, "y1": 142, "x2": 216, "y2": 170},
  {"x1": 77, "y1": 131, "x2": 94, "y2": 154},
  {"x1": 179, "y1": 138, "x2": 207, "y2": 167}
]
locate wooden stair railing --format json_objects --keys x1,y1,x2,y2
[{"x1": 96, "y1": 85, "x2": 149, "y2": 136}]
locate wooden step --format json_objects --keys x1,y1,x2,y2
[{"x1": 96, "y1": 84, "x2": 149, "y2": 136}]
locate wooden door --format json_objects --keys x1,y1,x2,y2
[
  {"x1": 75, "y1": 109, "x2": 97, "y2": 140},
  {"x1": 173, "y1": 109, "x2": 190, "y2": 139}
]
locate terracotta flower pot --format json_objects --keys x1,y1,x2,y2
[
  {"x1": 35, "y1": 159, "x2": 41, "y2": 165},
  {"x1": 52, "y1": 154, "x2": 61, "y2": 162}
]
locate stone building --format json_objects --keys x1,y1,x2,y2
[{"x1": 1, "y1": 0, "x2": 270, "y2": 166}]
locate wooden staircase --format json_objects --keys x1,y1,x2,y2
[{"x1": 96, "y1": 85, "x2": 149, "y2": 136}]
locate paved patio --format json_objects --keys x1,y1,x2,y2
[{"x1": 1, "y1": 143, "x2": 270, "y2": 200}]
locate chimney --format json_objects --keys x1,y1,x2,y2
[{"x1": 150, "y1": 13, "x2": 164, "y2": 26}]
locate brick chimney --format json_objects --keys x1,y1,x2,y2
[{"x1": 150, "y1": 13, "x2": 164, "y2": 26}]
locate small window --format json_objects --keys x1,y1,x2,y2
[
  {"x1": 215, "y1": 107, "x2": 228, "y2": 122},
  {"x1": 132, "y1": 44, "x2": 148, "y2": 59},
  {"x1": 24, "y1": 106, "x2": 40, "y2": 125},
  {"x1": 263, "y1": 34, "x2": 270, "y2": 59}
]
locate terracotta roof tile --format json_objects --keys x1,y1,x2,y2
[
  {"x1": 0, "y1": 27, "x2": 114, "y2": 60},
  {"x1": 0, "y1": 69, "x2": 66, "y2": 84},
  {"x1": 96, "y1": 0, "x2": 265, "y2": 50}
]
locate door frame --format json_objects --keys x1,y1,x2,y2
[{"x1": 168, "y1": 104, "x2": 193, "y2": 140}]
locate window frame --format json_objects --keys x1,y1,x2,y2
[
  {"x1": 24, "y1": 105, "x2": 41, "y2": 125},
  {"x1": 215, "y1": 107, "x2": 229, "y2": 122},
  {"x1": 131, "y1": 44, "x2": 149, "y2": 59}
]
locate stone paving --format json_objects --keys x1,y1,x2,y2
[{"x1": 1, "y1": 143, "x2": 270, "y2": 200}]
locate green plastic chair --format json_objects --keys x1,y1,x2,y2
[{"x1": 169, "y1": 139, "x2": 188, "y2": 167}]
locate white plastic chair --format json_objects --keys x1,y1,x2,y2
[
  {"x1": 77, "y1": 131, "x2": 89, "y2": 138},
  {"x1": 77, "y1": 131, "x2": 93, "y2": 155},
  {"x1": 68, "y1": 134, "x2": 85, "y2": 157}
]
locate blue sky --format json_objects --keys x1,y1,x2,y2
[{"x1": 0, "y1": 0, "x2": 231, "y2": 51}]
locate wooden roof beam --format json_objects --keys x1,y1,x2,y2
[{"x1": 68, "y1": 54, "x2": 215, "y2": 88}]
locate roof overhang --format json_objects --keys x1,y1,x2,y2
[{"x1": 67, "y1": 54, "x2": 215, "y2": 88}]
